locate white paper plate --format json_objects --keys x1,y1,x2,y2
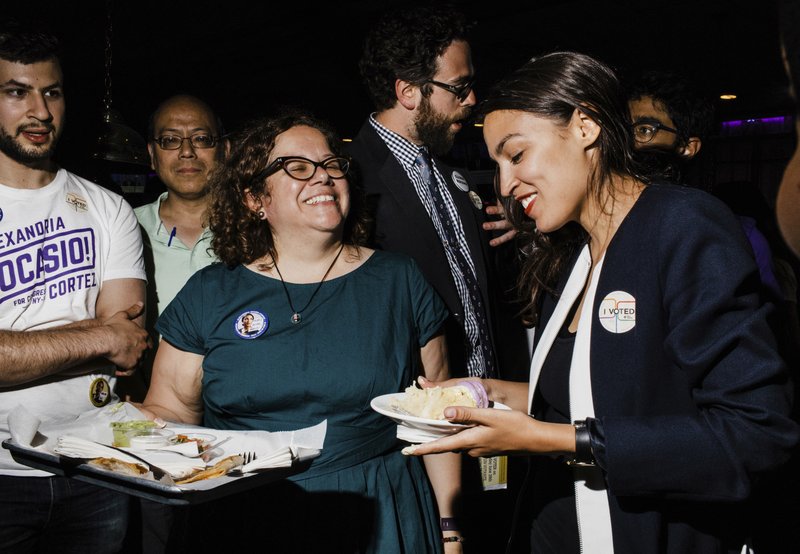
[{"x1": 370, "y1": 392, "x2": 511, "y2": 435}]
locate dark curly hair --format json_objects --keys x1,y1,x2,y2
[
  {"x1": 627, "y1": 69, "x2": 715, "y2": 147},
  {"x1": 359, "y1": 3, "x2": 471, "y2": 111},
  {"x1": 477, "y1": 51, "x2": 645, "y2": 325},
  {"x1": 208, "y1": 108, "x2": 370, "y2": 267}
]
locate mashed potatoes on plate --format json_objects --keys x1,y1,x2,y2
[{"x1": 394, "y1": 384, "x2": 486, "y2": 420}]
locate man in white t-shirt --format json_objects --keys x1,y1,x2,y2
[{"x1": 0, "y1": 23, "x2": 149, "y2": 553}]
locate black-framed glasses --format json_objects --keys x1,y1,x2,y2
[
  {"x1": 152, "y1": 134, "x2": 220, "y2": 150},
  {"x1": 632, "y1": 121, "x2": 679, "y2": 144},
  {"x1": 426, "y1": 77, "x2": 476, "y2": 102},
  {"x1": 256, "y1": 156, "x2": 350, "y2": 182}
]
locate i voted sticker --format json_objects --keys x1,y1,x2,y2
[
  {"x1": 598, "y1": 291, "x2": 636, "y2": 334},
  {"x1": 452, "y1": 171, "x2": 469, "y2": 192},
  {"x1": 234, "y1": 310, "x2": 268, "y2": 339}
]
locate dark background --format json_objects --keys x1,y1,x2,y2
[{"x1": 5, "y1": 0, "x2": 794, "y2": 205}]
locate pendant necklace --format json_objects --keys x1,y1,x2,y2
[{"x1": 272, "y1": 243, "x2": 345, "y2": 324}]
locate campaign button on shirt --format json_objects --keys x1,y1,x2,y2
[
  {"x1": 89, "y1": 377, "x2": 111, "y2": 407},
  {"x1": 234, "y1": 310, "x2": 268, "y2": 339},
  {"x1": 452, "y1": 170, "x2": 469, "y2": 192}
]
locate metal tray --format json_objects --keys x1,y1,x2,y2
[{"x1": 3, "y1": 439, "x2": 309, "y2": 505}]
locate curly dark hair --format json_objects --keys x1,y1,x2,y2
[
  {"x1": 208, "y1": 108, "x2": 370, "y2": 267},
  {"x1": 477, "y1": 51, "x2": 645, "y2": 325},
  {"x1": 627, "y1": 69, "x2": 715, "y2": 147},
  {"x1": 358, "y1": 3, "x2": 471, "y2": 111}
]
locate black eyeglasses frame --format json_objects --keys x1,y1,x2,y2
[
  {"x1": 426, "y1": 77, "x2": 476, "y2": 102},
  {"x1": 252, "y1": 155, "x2": 351, "y2": 183}
]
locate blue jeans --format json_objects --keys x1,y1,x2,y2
[{"x1": 0, "y1": 475, "x2": 129, "y2": 554}]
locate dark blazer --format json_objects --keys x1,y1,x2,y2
[
  {"x1": 534, "y1": 184, "x2": 799, "y2": 552},
  {"x1": 346, "y1": 120, "x2": 527, "y2": 377}
]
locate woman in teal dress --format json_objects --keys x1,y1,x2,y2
[{"x1": 142, "y1": 110, "x2": 463, "y2": 552}]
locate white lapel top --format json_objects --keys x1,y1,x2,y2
[{"x1": 527, "y1": 244, "x2": 615, "y2": 553}]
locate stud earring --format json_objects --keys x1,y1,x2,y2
[{"x1": 257, "y1": 210, "x2": 266, "y2": 219}]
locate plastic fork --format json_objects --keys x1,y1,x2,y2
[{"x1": 228, "y1": 452, "x2": 256, "y2": 476}]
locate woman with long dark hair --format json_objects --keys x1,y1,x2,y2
[{"x1": 409, "y1": 52, "x2": 798, "y2": 553}]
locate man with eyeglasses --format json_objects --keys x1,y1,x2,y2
[
  {"x1": 0, "y1": 22, "x2": 148, "y2": 553},
  {"x1": 347, "y1": 4, "x2": 529, "y2": 552},
  {"x1": 627, "y1": 69, "x2": 714, "y2": 184},
  {"x1": 135, "y1": 94, "x2": 228, "y2": 346},
  {"x1": 130, "y1": 94, "x2": 228, "y2": 553}
]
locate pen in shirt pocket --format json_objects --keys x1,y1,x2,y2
[{"x1": 168, "y1": 226, "x2": 177, "y2": 247}]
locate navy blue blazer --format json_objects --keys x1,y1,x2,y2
[{"x1": 536, "y1": 183, "x2": 799, "y2": 552}]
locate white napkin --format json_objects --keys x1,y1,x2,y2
[
  {"x1": 239, "y1": 446, "x2": 294, "y2": 472},
  {"x1": 8, "y1": 405, "x2": 41, "y2": 446},
  {"x1": 396, "y1": 424, "x2": 454, "y2": 444},
  {"x1": 54, "y1": 435, "x2": 144, "y2": 465},
  {"x1": 192, "y1": 419, "x2": 327, "y2": 470},
  {"x1": 54, "y1": 436, "x2": 205, "y2": 480}
]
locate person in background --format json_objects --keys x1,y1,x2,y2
[
  {"x1": 142, "y1": 110, "x2": 463, "y2": 552},
  {"x1": 138, "y1": 94, "x2": 227, "y2": 328},
  {"x1": 626, "y1": 68, "x2": 714, "y2": 187},
  {"x1": 776, "y1": 0, "x2": 800, "y2": 258},
  {"x1": 347, "y1": 5, "x2": 530, "y2": 549},
  {"x1": 0, "y1": 22, "x2": 148, "y2": 553},
  {"x1": 409, "y1": 51, "x2": 798, "y2": 554},
  {"x1": 122, "y1": 94, "x2": 228, "y2": 554},
  {"x1": 121, "y1": 95, "x2": 226, "y2": 396}
]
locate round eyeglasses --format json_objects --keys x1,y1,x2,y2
[
  {"x1": 257, "y1": 156, "x2": 350, "y2": 182},
  {"x1": 632, "y1": 122, "x2": 679, "y2": 144},
  {"x1": 426, "y1": 77, "x2": 476, "y2": 102},
  {"x1": 153, "y1": 134, "x2": 219, "y2": 150}
]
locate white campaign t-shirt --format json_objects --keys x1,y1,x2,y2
[{"x1": 0, "y1": 169, "x2": 146, "y2": 475}]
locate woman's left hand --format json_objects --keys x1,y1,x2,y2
[{"x1": 407, "y1": 406, "x2": 572, "y2": 458}]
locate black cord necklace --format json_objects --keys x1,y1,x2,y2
[{"x1": 272, "y1": 243, "x2": 345, "y2": 324}]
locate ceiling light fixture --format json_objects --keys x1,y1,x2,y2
[
  {"x1": 92, "y1": 1, "x2": 148, "y2": 166},
  {"x1": 720, "y1": 94, "x2": 738, "y2": 100}
]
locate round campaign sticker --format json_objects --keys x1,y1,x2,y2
[
  {"x1": 598, "y1": 290, "x2": 636, "y2": 334},
  {"x1": 468, "y1": 190, "x2": 483, "y2": 210},
  {"x1": 451, "y1": 170, "x2": 470, "y2": 192},
  {"x1": 234, "y1": 310, "x2": 269, "y2": 339},
  {"x1": 89, "y1": 377, "x2": 111, "y2": 407}
]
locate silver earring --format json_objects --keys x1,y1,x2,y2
[{"x1": 257, "y1": 210, "x2": 266, "y2": 219}]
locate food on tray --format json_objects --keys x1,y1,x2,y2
[
  {"x1": 175, "y1": 454, "x2": 244, "y2": 484},
  {"x1": 172, "y1": 433, "x2": 215, "y2": 452},
  {"x1": 110, "y1": 420, "x2": 157, "y2": 447},
  {"x1": 394, "y1": 382, "x2": 488, "y2": 420},
  {"x1": 88, "y1": 457, "x2": 149, "y2": 477}
]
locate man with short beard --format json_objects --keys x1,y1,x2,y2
[
  {"x1": 349, "y1": 4, "x2": 505, "y2": 382},
  {"x1": 347, "y1": 5, "x2": 529, "y2": 552},
  {"x1": 0, "y1": 23, "x2": 148, "y2": 552}
]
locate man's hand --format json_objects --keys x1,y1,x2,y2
[
  {"x1": 102, "y1": 302, "x2": 150, "y2": 374},
  {"x1": 483, "y1": 200, "x2": 517, "y2": 247}
]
